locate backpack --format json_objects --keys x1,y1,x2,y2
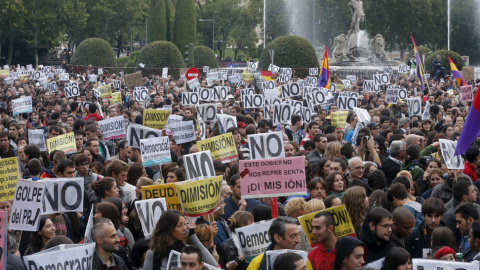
[{"x1": 404, "y1": 204, "x2": 424, "y2": 226}]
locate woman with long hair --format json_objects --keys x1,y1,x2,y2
[
  {"x1": 127, "y1": 162, "x2": 147, "y2": 186},
  {"x1": 143, "y1": 210, "x2": 217, "y2": 270},
  {"x1": 381, "y1": 247, "x2": 412, "y2": 270},
  {"x1": 217, "y1": 211, "x2": 253, "y2": 270},
  {"x1": 90, "y1": 177, "x2": 119, "y2": 202},
  {"x1": 325, "y1": 172, "x2": 347, "y2": 199},
  {"x1": 342, "y1": 186, "x2": 368, "y2": 233},
  {"x1": 422, "y1": 168, "x2": 444, "y2": 199},
  {"x1": 25, "y1": 216, "x2": 56, "y2": 255},
  {"x1": 324, "y1": 142, "x2": 342, "y2": 160},
  {"x1": 315, "y1": 158, "x2": 331, "y2": 180},
  {"x1": 418, "y1": 158, "x2": 442, "y2": 195}
]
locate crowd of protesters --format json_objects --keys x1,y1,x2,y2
[{"x1": 0, "y1": 62, "x2": 480, "y2": 270}]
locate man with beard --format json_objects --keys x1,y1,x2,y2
[
  {"x1": 308, "y1": 212, "x2": 337, "y2": 270},
  {"x1": 404, "y1": 198, "x2": 446, "y2": 258},
  {"x1": 359, "y1": 207, "x2": 396, "y2": 264},
  {"x1": 92, "y1": 219, "x2": 128, "y2": 269}
]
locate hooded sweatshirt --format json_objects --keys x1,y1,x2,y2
[{"x1": 333, "y1": 236, "x2": 365, "y2": 270}]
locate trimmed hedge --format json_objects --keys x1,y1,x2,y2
[
  {"x1": 406, "y1": 46, "x2": 432, "y2": 64},
  {"x1": 425, "y1": 50, "x2": 464, "y2": 71},
  {"x1": 194, "y1": 46, "x2": 218, "y2": 71},
  {"x1": 258, "y1": 36, "x2": 319, "y2": 78},
  {"x1": 173, "y1": 0, "x2": 196, "y2": 55},
  {"x1": 116, "y1": 57, "x2": 129, "y2": 67},
  {"x1": 136, "y1": 41, "x2": 186, "y2": 77},
  {"x1": 70, "y1": 38, "x2": 115, "y2": 67},
  {"x1": 147, "y1": 0, "x2": 167, "y2": 42}
]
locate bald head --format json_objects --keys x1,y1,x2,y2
[
  {"x1": 393, "y1": 206, "x2": 415, "y2": 223},
  {"x1": 405, "y1": 134, "x2": 420, "y2": 146}
]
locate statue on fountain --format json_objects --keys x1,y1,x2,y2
[
  {"x1": 349, "y1": 0, "x2": 365, "y2": 33},
  {"x1": 332, "y1": 34, "x2": 348, "y2": 62},
  {"x1": 370, "y1": 34, "x2": 390, "y2": 61}
]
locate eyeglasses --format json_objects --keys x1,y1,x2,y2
[
  {"x1": 352, "y1": 166, "x2": 365, "y2": 170},
  {"x1": 377, "y1": 223, "x2": 394, "y2": 229}
]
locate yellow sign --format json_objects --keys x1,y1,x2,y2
[
  {"x1": 174, "y1": 176, "x2": 223, "y2": 217},
  {"x1": 111, "y1": 92, "x2": 122, "y2": 104},
  {"x1": 331, "y1": 111, "x2": 348, "y2": 128},
  {"x1": 0, "y1": 70, "x2": 8, "y2": 77},
  {"x1": 336, "y1": 84, "x2": 345, "y2": 91},
  {"x1": 298, "y1": 205, "x2": 355, "y2": 245},
  {"x1": 197, "y1": 133, "x2": 238, "y2": 163},
  {"x1": 143, "y1": 109, "x2": 171, "y2": 130},
  {"x1": 242, "y1": 73, "x2": 253, "y2": 83},
  {"x1": 142, "y1": 183, "x2": 182, "y2": 211},
  {"x1": 46, "y1": 132, "x2": 76, "y2": 154},
  {"x1": 99, "y1": 85, "x2": 112, "y2": 99},
  {"x1": 0, "y1": 157, "x2": 20, "y2": 200}
]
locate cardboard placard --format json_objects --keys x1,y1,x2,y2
[{"x1": 197, "y1": 133, "x2": 238, "y2": 163}]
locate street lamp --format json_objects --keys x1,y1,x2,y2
[{"x1": 199, "y1": 19, "x2": 215, "y2": 51}]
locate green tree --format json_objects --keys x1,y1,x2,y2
[
  {"x1": 264, "y1": 0, "x2": 290, "y2": 43},
  {"x1": 70, "y1": 38, "x2": 116, "y2": 66},
  {"x1": 194, "y1": 46, "x2": 218, "y2": 69},
  {"x1": 136, "y1": 41, "x2": 186, "y2": 77},
  {"x1": 165, "y1": 0, "x2": 175, "y2": 41},
  {"x1": 229, "y1": 7, "x2": 258, "y2": 61},
  {"x1": 174, "y1": 0, "x2": 196, "y2": 55},
  {"x1": 450, "y1": 0, "x2": 480, "y2": 65},
  {"x1": 59, "y1": 0, "x2": 88, "y2": 50},
  {"x1": 147, "y1": 0, "x2": 167, "y2": 42},
  {"x1": 0, "y1": 0, "x2": 26, "y2": 65}
]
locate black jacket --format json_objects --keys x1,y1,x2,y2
[
  {"x1": 217, "y1": 238, "x2": 249, "y2": 270},
  {"x1": 381, "y1": 157, "x2": 401, "y2": 187},
  {"x1": 358, "y1": 218, "x2": 396, "y2": 264},
  {"x1": 404, "y1": 220, "x2": 443, "y2": 258}
]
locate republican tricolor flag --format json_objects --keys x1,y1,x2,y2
[
  {"x1": 448, "y1": 56, "x2": 466, "y2": 87},
  {"x1": 317, "y1": 47, "x2": 330, "y2": 89},
  {"x1": 411, "y1": 35, "x2": 425, "y2": 92},
  {"x1": 455, "y1": 84, "x2": 480, "y2": 155}
]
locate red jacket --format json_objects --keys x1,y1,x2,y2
[
  {"x1": 463, "y1": 161, "x2": 478, "y2": 182},
  {"x1": 84, "y1": 113, "x2": 102, "y2": 121},
  {"x1": 308, "y1": 243, "x2": 335, "y2": 270}
]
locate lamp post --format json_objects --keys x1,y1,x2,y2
[{"x1": 199, "y1": 19, "x2": 215, "y2": 51}]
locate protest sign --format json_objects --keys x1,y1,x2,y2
[
  {"x1": 170, "y1": 120, "x2": 196, "y2": 144},
  {"x1": 88, "y1": 74, "x2": 98, "y2": 83},
  {"x1": 353, "y1": 107, "x2": 371, "y2": 123},
  {"x1": 373, "y1": 73, "x2": 389, "y2": 85},
  {"x1": 124, "y1": 71, "x2": 143, "y2": 89},
  {"x1": 235, "y1": 220, "x2": 273, "y2": 263},
  {"x1": 398, "y1": 88, "x2": 407, "y2": 100},
  {"x1": 183, "y1": 151, "x2": 215, "y2": 180},
  {"x1": 0, "y1": 157, "x2": 20, "y2": 201},
  {"x1": 196, "y1": 104, "x2": 217, "y2": 122},
  {"x1": 278, "y1": 68, "x2": 292, "y2": 82},
  {"x1": 140, "y1": 136, "x2": 171, "y2": 167},
  {"x1": 9, "y1": 180, "x2": 45, "y2": 231},
  {"x1": 133, "y1": 87, "x2": 149, "y2": 101},
  {"x1": 239, "y1": 156, "x2": 307, "y2": 199},
  {"x1": 406, "y1": 98, "x2": 422, "y2": 116},
  {"x1": 301, "y1": 107, "x2": 312, "y2": 123},
  {"x1": 398, "y1": 64, "x2": 409, "y2": 74},
  {"x1": 439, "y1": 139, "x2": 464, "y2": 170},
  {"x1": 46, "y1": 132, "x2": 76, "y2": 154},
  {"x1": 422, "y1": 102, "x2": 430, "y2": 120},
  {"x1": 213, "y1": 86, "x2": 229, "y2": 101},
  {"x1": 12, "y1": 96, "x2": 32, "y2": 116},
  {"x1": 136, "y1": 198, "x2": 167, "y2": 238},
  {"x1": 47, "y1": 82, "x2": 58, "y2": 93},
  {"x1": 462, "y1": 67, "x2": 475, "y2": 82},
  {"x1": 385, "y1": 86, "x2": 400, "y2": 104},
  {"x1": 262, "y1": 81, "x2": 275, "y2": 91},
  {"x1": 351, "y1": 121, "x2": 368, "y2": 146},
  {"x1": 142, "y1": 183, "x2": 182, "y2": 211},
  {"x1": 40, "y1": 178, "x2": 84, "y2": 214},
  {"x1": 383, "y1": 66, "x2": 393, "y2": 74},
  {"x1": 266, "y1": 250, "x2": 308, "y2": 270},
  {"x1": 298, "y1": 205, "x2": 356, "y2": 245},
  {"x1": 166, "y1": 114, "x2": 183, "y2": 135},
  {"x1": 127, "y1": 123, "x2": 164, "y2": 149},
  {"x1": 241, "y1": 88, "x2": 255, "y2": 101},
  {"x1": 248, "y1": 132, "x2": 285, "y2": 160},
  {"x1": 461, "y1": 85, "x2": 473, "y2": 102},
  {"x1": 174, "y1": 176, "x2": 223, "y2": 217},
  {"x1": 99, "y1": 85, "x2": 112, "y2": 99},
  {"x1": 305, "y1": 90, "x2": 335, "y2": 109},
  {"x1": 244, "y1": 94, "x2": 265, "y2": 109},
  {"x1": 143, "y1": 109, "x2": 171, "y2": 130},
  {"x1": 337, "y1": 92, "x2": 358, "y2": 111},
  {"x1": 341, "y1": 80, "x2": 352, "y2": 89},
  {"x1": 0, "y1": 211, "x2": 6, "y2": 269},
  {"x1": 64, "y1": 82, "x2": 80, "y2": 97},
  {"x1": 59, "y1": 73, "x2": 69, "y2": 81},
  {"x1": 217, "y1": 114, "x2": 237, "y2": 134},
  {"x1": 346, "y1": 75, "x2": 357, "y2": 84},
  {"x1": 272, "y1": 104, "x2": 293, "y2": 126},
  {"x1": 198, "y1": 88, "x2": 212, "y2": 101},
  {"x1": 113, "y1": 79, "x2": 121, "y2": 89},
  {"x1": 331, "y1": 111, "x2": 348, "y2": 128},
  {"x1": 309, "y1": 68, "x2": 319, "y2": 76},
  {"x1": 264, "y1": 89, "x2": 278, "y2": 99},
  {"x1": 412, "y1": 259, "x2": 478, "y2": 270},
  {"x1": 197, "y1": 133, "x2": 238, "y2": 163},
  {"x1": 83, "y1": 206, "x2": 94, "y2": 244},
  {"x1": 280, "y1": 82, "x2": 301, "y2": 98},
  {"x1": 23, "y1": 243, "x2": 96, "y2": 270},
  {"x1": 111, "y1": 91, "x2": 122, "y2": 103},
  {"x1": 28, "y1": 129, "x2": 47, "y2": 151},
  {"x1": 182, "y1": 92, "x2": 200, "y2": 105},
  {"x1": 306, "y1": 76, "x2": 318, "y2": 86},
  {"x1": 98, "y1": 116, "x2": 126, "y2": 140},
  {"x1": 187, "y1": 78, "x2": 201, "y2": 90}
]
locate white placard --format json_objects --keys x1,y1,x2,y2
[
  {"x1": 170, "y1": 120, "x2": 196, "y2": 144},
  {"x1": 47, "y1": 82, "x2": 58, "y2": 93},
  {"x1": 385, "y1": 86, "x2": 400, "y2": 104},
  {"x1": 439, "y1": 139, "x2": 464, "y2": 170},
  {"x1": 98, "y1": 116, "x2": 127, "y2": 140},
  {"x1": 398, "y1": 64, "x2": 409, "y2": 74},
  {"x1": 406, "y1": 97, "x2": 422, "y2": 116},
  {"x1": 422, "y1": 102, "x2": 430, "y2": 120},
  {"x1": 64, "y1": 82, "x2": 80, "y2": 97},
  {"x1": 12, "y1": 96, "x2": 33, "y2": 116},
  {"x1": 40, "y1": 178, "x2": 84, "y2": 214},
  {"x1": 135, "y1": 198, "x2": 167, "y2": 238},
  {"x1": 182, "y1": 92, "x2": 200, "y2": 105},
  {"x1": 187, "y1": 78, "x2": 200, "y2": 90},
  {"x1": 196, "y1": 104, "x2": 217, "y2": 122},
  {"x1": 133, "y1": 87, "x2": 149, "y2": 101},
  {"x1": 23, "y1": 243, "x2": 96, "y2": 270},
  {"x1": 248, "y1": 132, "x2": 285, "y2": 160},
  {"x1": 9, "y1": 180, "x2": 45, "y2": 231},
  {"x1": 213, "y1": 86, "x2": 229, "y2": 101},
  {"x1": 235, "y1": 220, "x2": 274, "y2": 262},
  {"x1": 183, "y1": 150, "x2": 215, "y2": 180},
  {"x1": 140, "y1": 137, "x2": 171, "y2": 167},
  {"x1": 264, "y1": 89, "x2": 278, "y2": 99},
  {"x1": 309, "y1": 68, "x2": 319, "y2": 76},
  {"x1": 272, "y1": 104, "x2": 293, "y2": 126},
  {"x1": 412, "y1": 259, "x2": 478, "y2": 270},
  {"x1": 244, "y1": 94, "x2": 265, "y2": 109},
  {"x1": 217, "y1": 114, "x2": 237, "y2": 134},
  {"x1": 363, "y1": 80, "x2": 380, "y2": 93},
  {"x1": 28, "y1": 129, "x2": 47, "y2": 151},
  {"x1": 113, "y1": 79, "x2": 122, "y2": 89},
  {"x1": 127, "y1": 123, "x2": 164, "y2": 149},
  {"x1": 341, "y1": 80, "x2": 352, "y2": 89},
  {"x1": 162, "y1": 67, "x2": 168, "y2": 78},
  {"x1": 353, "y1": 107, "x2": 371, "y2": 122},
  {"x1": 265, "y1": 249, "x2": 308, "y2": 270},
  {"x1": 337, "y1": 91, "x2": 358, "y2": 111},
  {"x1": 373, "y1": 73, "x2": 390, "y2": 85},
  {"x1": 83, "y1": 205, "x2": 95, "y2": 243},
  {"x1": 346, "y1": 75, "x2": 357, "y2": 84}
]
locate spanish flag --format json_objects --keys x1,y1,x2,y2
[
  {"x1": 448, "y1": 56, "x2": 465, "y2": 87},
  {"x1": 411, "y1": 35, "x2": 425, "y2": 92},
  {"x1": 317, "y1": 47, "x2": 330, "y2": 89},
  {"x1": 261, "y1": 70, "x2": 273, "y2": 81}
]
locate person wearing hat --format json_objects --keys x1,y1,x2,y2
[
  {"x1": 434, "y1": 246, "x2": 456, "y2": 261},
  {"x1": 332, "y1": 236, "x2": 365, "y2": 270},
  {"x1": 420, "y1": 119, "x2": 432, "y2": 137},
  {"x1": 237, "y1": 121, "x2": 248, "y2": 146},
  {"x1": 395, "y1": 103, "x2": 410, "y2": 119},
  {"x1": 367, "y1": 122, "x2": 379, "y2": 137}
]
